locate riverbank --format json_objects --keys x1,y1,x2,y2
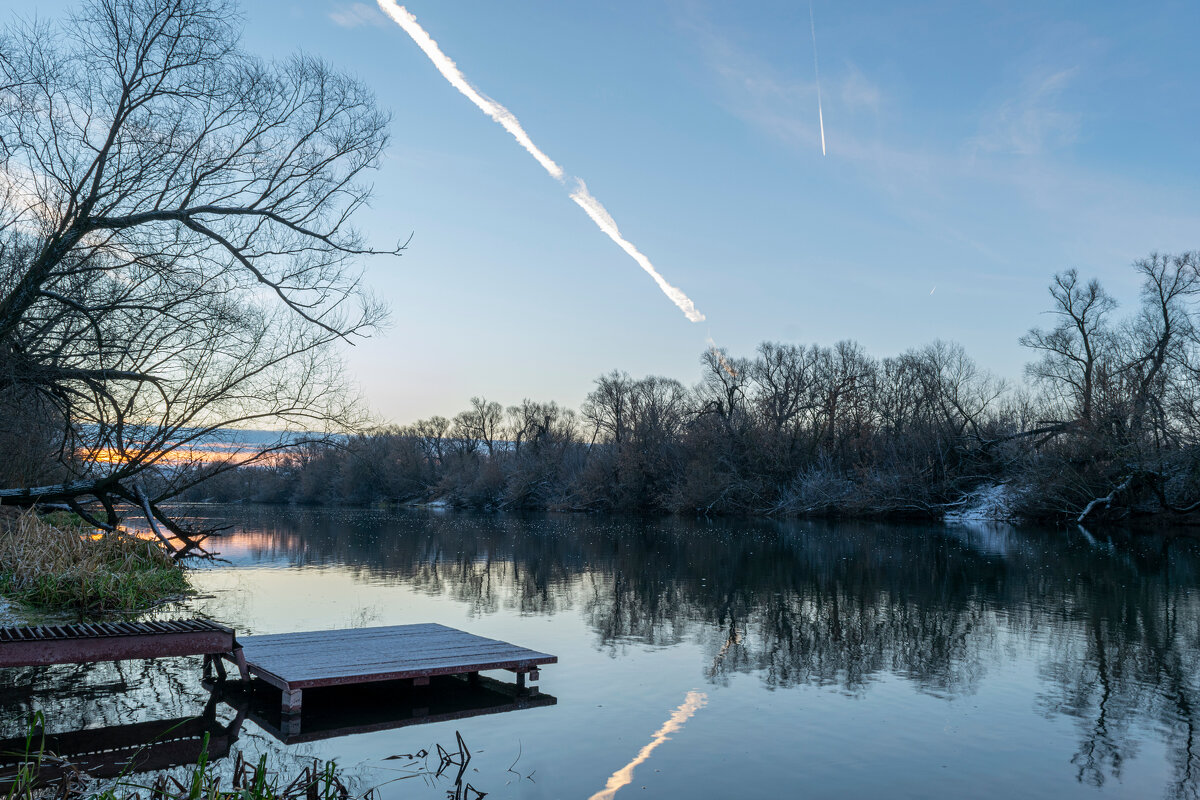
[{"x1": 0, "y1": 509, "x2": 189, "y2": 614}]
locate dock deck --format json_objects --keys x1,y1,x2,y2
[
  {"x1": 0, "y1": 620, "x2": 245, "y2": 679},
  {"x1": 232, "y1": 623, "x2": 556, "y2": 713}
]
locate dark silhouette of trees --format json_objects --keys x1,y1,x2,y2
[
  {"x1": 198, "y1": 252, "x2": 1200, "y2": 526},
  {"x1": 0, "y1": 0, "x2": 397, "y2": 540}
]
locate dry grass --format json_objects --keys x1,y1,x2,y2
[{"x1": 0, "y1": 510, "x2": 189, "y2": 613}]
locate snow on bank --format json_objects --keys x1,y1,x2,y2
[{"x1": 944, "y1": 483, "x2": 1018, "y2": 523}]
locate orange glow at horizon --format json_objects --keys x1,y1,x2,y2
[{"x1": 87, "y1": 446, "x2": 289, "y2": 467}]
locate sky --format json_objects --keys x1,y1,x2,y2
[{"x1": 7, "y1": 0, "x2": 1200, "y2": 424}]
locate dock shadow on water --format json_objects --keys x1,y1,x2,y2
[{"x1": 2, "y1": 507, "x2": 1200, "y2": 799}]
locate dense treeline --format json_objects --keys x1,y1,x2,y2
[{"x1": 187, "y1": 253, "x2": 1200, "y2": 525}]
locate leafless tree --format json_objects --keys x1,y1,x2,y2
[
  {"x1": 1021, "y1": 270, "x2": 1116, "y2": 426},
  {"x1": 452, "y1": 396, "x2": 503, "y2": 456},
  {"x1": 0, "y1": 0, "x2": 398, "y2": 543}
]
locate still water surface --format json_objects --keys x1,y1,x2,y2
[{"x1": 3, "y1": 507, "x2": 1200, "y2": 799}]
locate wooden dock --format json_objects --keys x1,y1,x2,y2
[
  {"x1": 230, "y1": 623, "x2": 556, "y2": 713},
  {"x1": 0, "y1": 620, "x2": 247, "y2": 680}
]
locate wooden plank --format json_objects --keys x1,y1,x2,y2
[
  {"x1": 237, "y1": 624, "x2": 556, "y2": 690},
  {"x1": 0, "y1": 629, "x2": 237, "y2": 668},
  {"x1": 0, "y1": 620, "x2": 237, "y2": 668}
]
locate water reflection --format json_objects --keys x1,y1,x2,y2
[
  {"x1": 231, "y1": 675, "x2": 557, "y2": 745},
  {"x1": 2, "y1": 508, "x2": 1200, "y2": 798},
  {"x1": 0, "y1": 689, "x2": 244, "y2": 783},
  {"x1": 207, "y1": 509, "x2": 1200, "y2": 796}
]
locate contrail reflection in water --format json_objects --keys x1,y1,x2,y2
[{"x1": 588, "y1": 690, "x2": 708, "y2": 800}]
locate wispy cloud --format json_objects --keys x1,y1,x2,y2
[
  {"x1": 683, "y1": 7, "x2": 1198, "y2": 272},
  {"x1": 329, "y1": 2, "x2": 386, "y2": 29},
  {"x1": 840, "y1": 64, "x2": 881, "y2": 112},
  {"x1": 971, "y1": 68, "x2": 1081, "y2": 156}
]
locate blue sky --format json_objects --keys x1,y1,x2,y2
[{"x1": 9, "y1": 1, "x2": 1200, "y2": 422}]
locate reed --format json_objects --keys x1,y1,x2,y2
[{"x1": 0, "y1": 510, "x2": 189, "y2": 613}]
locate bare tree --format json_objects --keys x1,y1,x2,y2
[
  {"x1": 1020, "y1": 270, "x2": 1116, "y2": 426},
  {"x1": 0, "y1": 0, "x2": 398, "y2": 543},
  {"x1": 453, "y1": 396, "x2": 503, "y2": 456}
]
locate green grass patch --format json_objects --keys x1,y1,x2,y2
[{"x1": 0, "y1": 510, "x2": 189, "y2": 614}]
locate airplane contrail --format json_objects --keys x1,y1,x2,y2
[
  {"x1": 572, "y1": 181, "x2": 705, "y2": 322},
  {"x1": 588, "y1": 690, "x2": 708, "y2": 800},
  {"x1": 809, "y1": 1, "x2": 826, "y2": 156},
  {"x1": 376, "y1": 2, "x2": 564, "y2": 180},
  {"x1": 706, "y1": 335, "x2": 739, "y2": 377},
  {"x1": 377, "y1": 1, "x2": 705, "y2": 323}
]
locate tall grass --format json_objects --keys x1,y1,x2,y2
[{"x1": 0, "y1": 510, "x2": 189, "y2": 613}]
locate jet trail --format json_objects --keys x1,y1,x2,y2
[
  {"x1": 376, "y1": 1, "x2": 563, "y2": 180},
  {"x1": 572, "y1": 181, "x2": 705, "y2": 322},
  {"x1": 588, "y1": 691, "x2": 708, "y2": 800},
  {"x1": 377, "y1": 1, "x2": 705, "y2": 323},
  {"x1": 809, "y1": 1, "x2": 826, "y2": 156},
  {"x1": 706, "y1": 335, "x2": 739, "y2": 377}
]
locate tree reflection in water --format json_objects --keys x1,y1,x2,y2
[
  {"x1": 3, "y1": 508, "x2": 1199, "y2": 797},
  {"x1": 214, "y1": 509, "x2": 1200, "y2": 795}
]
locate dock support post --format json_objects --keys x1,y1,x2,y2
[
  {"x1": 517, "y1": 671, "x2": 526, "y2": 691},
  {"x1": 281, "y1": 688, "x2": 303, "y2": 715},
  {"x1": 468, "y1": 671, "x2": 480, "y2": 686},
  {"x1": 234, "y1": 647, "x2": 249, "y2": 681}
]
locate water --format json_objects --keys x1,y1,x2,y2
[{"x1": 3, "y1": 507, "x2": 1200, "y2": 799}]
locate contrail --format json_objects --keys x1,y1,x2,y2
[
  {"x1": 376, "y1": 2, "x2": 563, "y2": 180},
  {"x1": 809, "y1": 1, "x2": 826, "y2": 156},
  {"x1": 377, "y1": 1, "x2": 705, "y2": 323},
  {"x1": 588, "y1": 691, "x2": 708, "y2": 800},
  {"x1": 572, "y1": 181, "x2": 705, "y2": 322},
  {"x1": 706, "y1": 335, "x2": 738, "y2": 377}
]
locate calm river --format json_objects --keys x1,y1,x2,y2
[{"x1": 2, "y1": 507, "x2": 1199, "y2": 799}]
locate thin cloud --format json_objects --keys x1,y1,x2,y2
[
  {"x1": 972, "y1": 68, "x2": 1081, "y2": 156},
  {"x1": 329, "y1": 3, "x2": 387, "y2": 29},
  {"x1": 840, "y1": 64, "x2": 882, "y2": 112},
  {"x1": 685, "y1": 9, "x2": 1198, "y2": 274}
]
